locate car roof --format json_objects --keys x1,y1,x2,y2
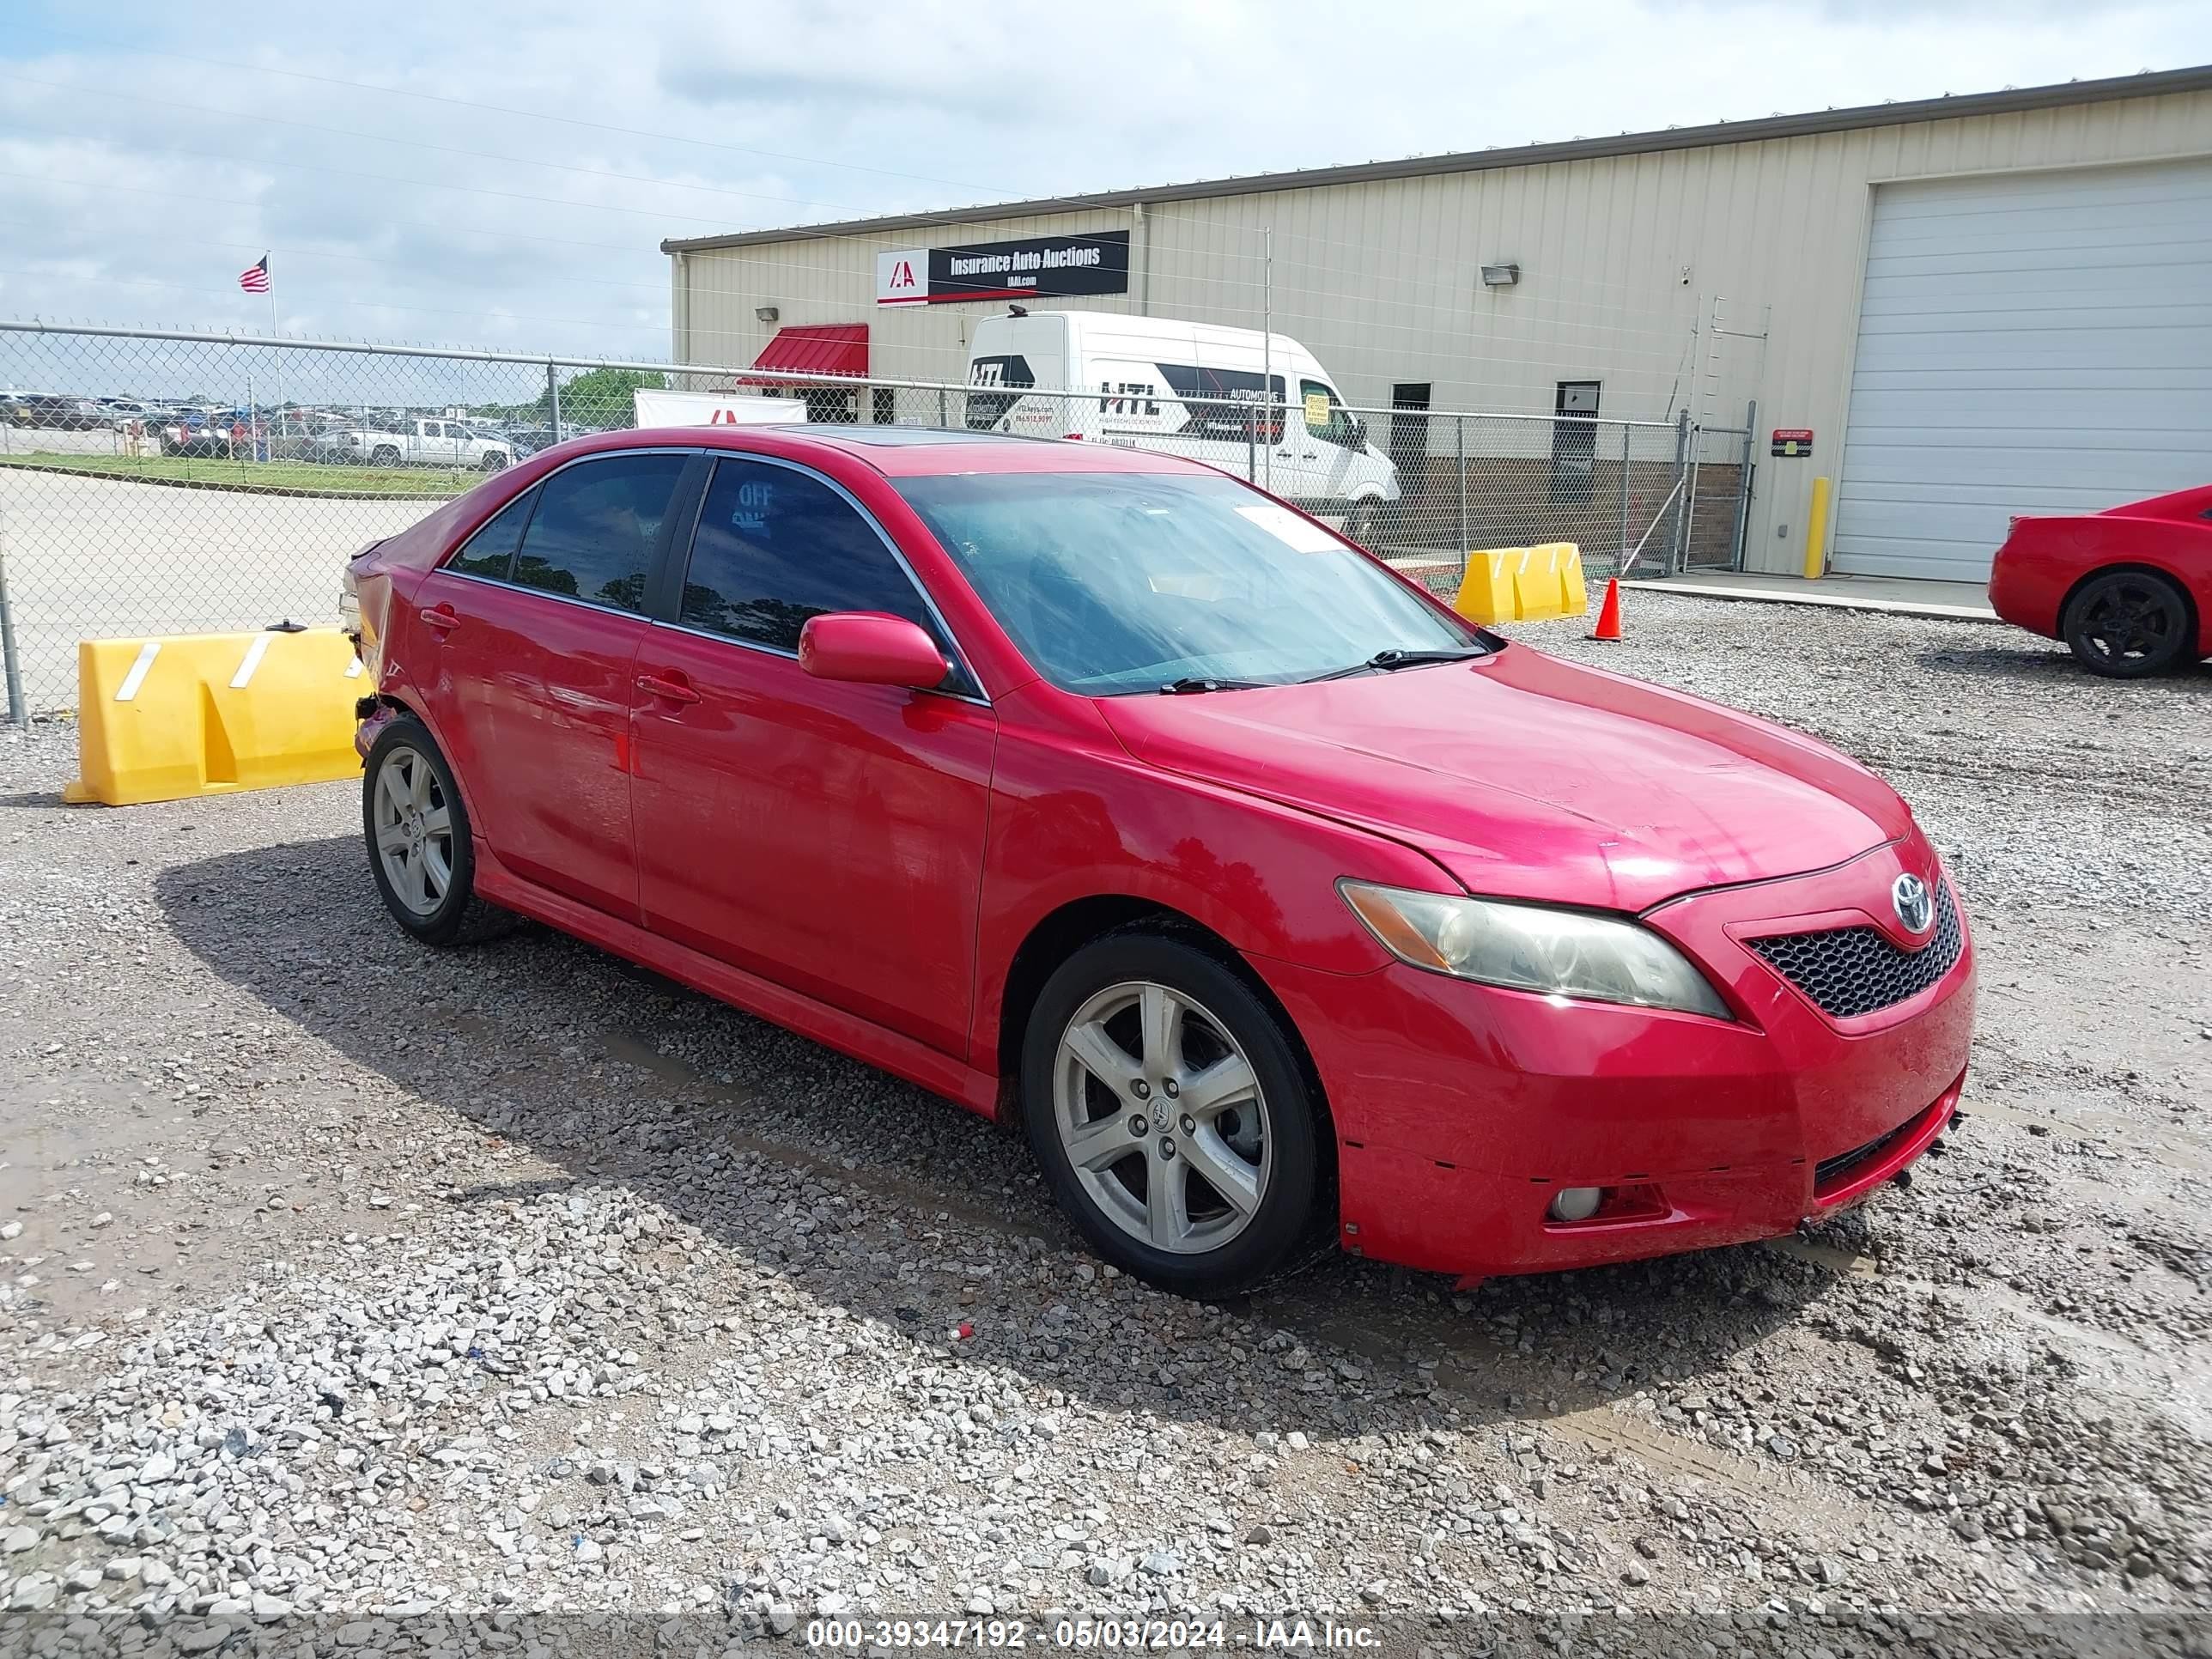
[{"x1": 620, "y1": 422, "x2": 1214, "y2": 478}]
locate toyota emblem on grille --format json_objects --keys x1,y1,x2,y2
[{"x1": 1892, "y1": 873, "x2": 1934, "y2": 935}]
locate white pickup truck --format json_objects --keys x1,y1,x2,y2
[{"x1": 315, "y1": 418, "x2": 515, "y2": 471}]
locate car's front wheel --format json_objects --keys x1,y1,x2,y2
[
  {"x1": 480, "y1": 451, "x2": 508, "y2": 472},
  {"x1": 362, "y1": 714, "x2": 514, "y2": 945},
  {"x1": 2063, "y1": 569, "x2": 2193, "y2": 678},
  {"x1": 1341, "y1": 498, "x2": 1384, "y2": 547},
  {"x1": 1021, "y1": 933, "x2": 1323, "y2": 1298}
]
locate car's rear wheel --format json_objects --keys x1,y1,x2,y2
[
  {"x1": 480, "y1": 451, "x2": 507, "y2": 472},
  {"x1": 1021, "y1": 934, "x2": 1322, "y2": 1298},
  {"x1": 2063, "y1": 569, "x2": 2193, "y2": 678},
  {"x1": 362, "y1": 714, "x2": 514, "y2": 945}
]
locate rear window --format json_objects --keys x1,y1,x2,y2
[{"x1": 966, "y1": 354, "x2": 1036, "y2": 430}]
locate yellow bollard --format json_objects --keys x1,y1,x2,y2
[{"x1": 1802, "y1": 476, "x2": 1833, "y2": 580}]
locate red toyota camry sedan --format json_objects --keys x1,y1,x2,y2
[{"x1": 346, "y1": 426, "x2": 1974, "y2": 1298}]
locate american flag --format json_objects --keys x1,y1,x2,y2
[{"x1": 238, "y1": 255, "x2": 270, "y2": 294}]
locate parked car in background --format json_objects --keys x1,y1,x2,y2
[
  {"x1": 299, "y1": 417, "x2": 380, "y2": 463},
  {"x1": 317, "y1": 416, "x2": 514, "y2": 471},
  {"x1": 6, "y1": 392, "x2": 106, "y2": 430},
  {"x1": 1988, "y1": 483, "x2": 2212, "y2": 677},
  {"x1": 159, "y1": 408, "x2": 246, "y2": 458},
  {"x1": 504, "y1": 423, "x2": 583, "y2": 458},
  {"x1": 345, "y1": 424, "x2": 1973, "y2": 1298}
]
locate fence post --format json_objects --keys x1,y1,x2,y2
[
  {"x1": 1455, "y1": 416, "x2": 1468, "y2": 572},
  {"x1": 0, "y1": 536, "x2": 25, "y2": 728},
  {"x1": 1730, "y1": 399, "x2": 1758, "y2": 573},
  {"x1": 1668, "y1": 409, "x2": 1692, "y2": 574},
  {"x1": 937, "y1": 387, "x2": 947, "y2": 428},
  {"x1": 547, "y1": 362, "x2": 562, "y2": 440},
  {"x1": 1616, "y1": 419, "x2": 1632, "y2": 574}
]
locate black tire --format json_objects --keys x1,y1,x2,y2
[
  {"x1": 1020, "y1": 933, "x2": 1324, "y2": 1298},
  {"x1": 1341, "y1": 500, "x2": 1383, "y2": 548},
  {"x1": 362, "y1": 714, "x2": 516, "y2": 945},
  {"x1": 2063, "y1": 569, "x2": 2194, "y2": 678},
  {"x1": 480, "y1": 451, "x2": 508, "y2": 472},
  {"x1": 370, "y1": 445, "x2": 401, "y2": 467}
]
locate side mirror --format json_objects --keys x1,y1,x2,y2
[{"x1": 799, "y1": 611, "x2": 951, "y2": 690}]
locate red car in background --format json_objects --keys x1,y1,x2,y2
[
  {"x1": 345, "y1": 426, "x2": 1973, "y2": 1298},
  {"x1": 1988, "y1": 483, "x2": 2212, "y2": 677}
]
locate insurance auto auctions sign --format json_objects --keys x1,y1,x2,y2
[{"x1": 877, "y1": 231, "x2": 1131, "y2": 307}]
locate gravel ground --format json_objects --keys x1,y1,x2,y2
[{"x1": 1, "y1": 594, "x2": 2208, "y2": 1657}]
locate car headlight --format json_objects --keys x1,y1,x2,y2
[{"x1": 1340, "y1": 881, "x2": 1730, "y2": 1018}]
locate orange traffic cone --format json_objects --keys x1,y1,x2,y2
[{"x1": 1588, "y1": 578, "x2": 1623, "y2": 641}]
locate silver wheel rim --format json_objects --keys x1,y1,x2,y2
[
  {"x1": 1053, "y1": 980, "x2": 1270, "y2": 1255},
  {"x1": 372, "y1": 744, "x2": 454, "y2": 917}
]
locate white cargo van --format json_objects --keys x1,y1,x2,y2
[{"x1": 963, "y1": 311, "x2": 1400, "y2": 534}]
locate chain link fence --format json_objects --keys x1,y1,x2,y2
[{"x1": 1, "y1": 322, "x2": 1747, "y2": 718}]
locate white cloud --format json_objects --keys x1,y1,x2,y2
[{"x1": 0, "y1": 0, "x2": 2205, "y2": 374}]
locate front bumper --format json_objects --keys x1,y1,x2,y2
[{"x1": 1261, "y1": 839, "x2": 1976, "y2": 1279}]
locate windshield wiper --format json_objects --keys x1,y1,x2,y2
[
  {"x1": 1158, "y1": 676, "x2": 1264, "y2": 694},
  {"x1": 1302, "y1": 646, "x2": 1489, "y2": 684}
]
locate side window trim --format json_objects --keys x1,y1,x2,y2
[
  {"x1": 666, "y1": 451, "x2": 987, "y2": 702},
  {"x1": 643, "y1": 453, "x2": 715, "y2": 626}
]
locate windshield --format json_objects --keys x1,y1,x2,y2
[{"x1": 895, "y1": 471, "x2": 1481, "y2": 695}]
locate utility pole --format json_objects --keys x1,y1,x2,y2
[{"x1": 1261, "y1": 226, "x2": 1273, "y2": 492}]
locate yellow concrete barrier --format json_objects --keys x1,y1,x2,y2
[
  {"x1": 64, "y1": 627, "x2": 366, "y2": 807},
  {"x1": 1451, "y1": 542, "x2": 1588, "y2": 624}
]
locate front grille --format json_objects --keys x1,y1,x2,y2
[{"x1": 1747, "y1": 879, "x2": 1962, "y2": 1019}]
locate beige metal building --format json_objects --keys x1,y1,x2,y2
[{"x1": 665, "y1": 67, "x2": 2212, "y2": 582}]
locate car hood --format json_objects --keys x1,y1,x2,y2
[{"x1": 1096, "y1": 645, "x2": 1911, "y2": 912}]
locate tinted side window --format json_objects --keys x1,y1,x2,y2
[
  {"x1": 447, "y1": 487, "x2": 538, "y2": 580},
  {"x1": 680, "y1": 459, "x2": 946, "y2": 657},
  {"x1": 512, "y1": 453, "x2": 687, "y2": 613}
]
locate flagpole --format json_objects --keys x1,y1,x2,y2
[{"x1": 266, "y1": 265, "x2": 281, "y2": 456}]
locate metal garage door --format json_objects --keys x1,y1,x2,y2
[{"x1": 1833, "y1": 159, "x2": 2212, "y2": 581}]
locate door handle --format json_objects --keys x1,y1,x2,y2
[
  {"x1": 421, "y1": 605, "x2": 461, "y2": 633},
  {"x1": 635, "y1": 672, "x2": 701, "y2": 705}
]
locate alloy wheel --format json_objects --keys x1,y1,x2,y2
[
  {"x1": 372, "y1": 744, "x2": 454, "y2": 916},
  {"x1": 1052, "y1": 980, "x2": 1272, "y2": 1255},
  {"x1": 2079, "y1": 577, "x2": 2184, "y2": 667}
]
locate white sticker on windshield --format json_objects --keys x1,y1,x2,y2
[{"x1": 1236, "y1": 503, "x2": 1342, "y2": 553}]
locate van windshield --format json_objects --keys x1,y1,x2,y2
[{"x1": 894, "y1": 471, "x2": 1482, "y2": 695}]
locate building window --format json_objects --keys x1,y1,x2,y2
[
  {"x1": 1389, "y1": 383, "x2": 1432, "y2": 471},
  {"x1": 1552, "y1": 380, "x2": 1600, "y2": 504}
]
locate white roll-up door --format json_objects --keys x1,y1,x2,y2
[{"x1": 1832, "y1": 159, "x2": 2212, "y2": 581}]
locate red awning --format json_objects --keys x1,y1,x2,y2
[{"x1": 739, "y1": 323, "x2": 868, "y2": 385}]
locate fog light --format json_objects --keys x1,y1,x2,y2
[{"x1": 1547, "y1": 1186, "x2": 1602, "y2": 1223}]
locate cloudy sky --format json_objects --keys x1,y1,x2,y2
[{"x1": 2, "y1": 1, "x2": 2208, "y2": 363}]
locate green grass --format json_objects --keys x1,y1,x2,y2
[{"x1": 0, "y1": 449, "x2": 479, "y2": 496}]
